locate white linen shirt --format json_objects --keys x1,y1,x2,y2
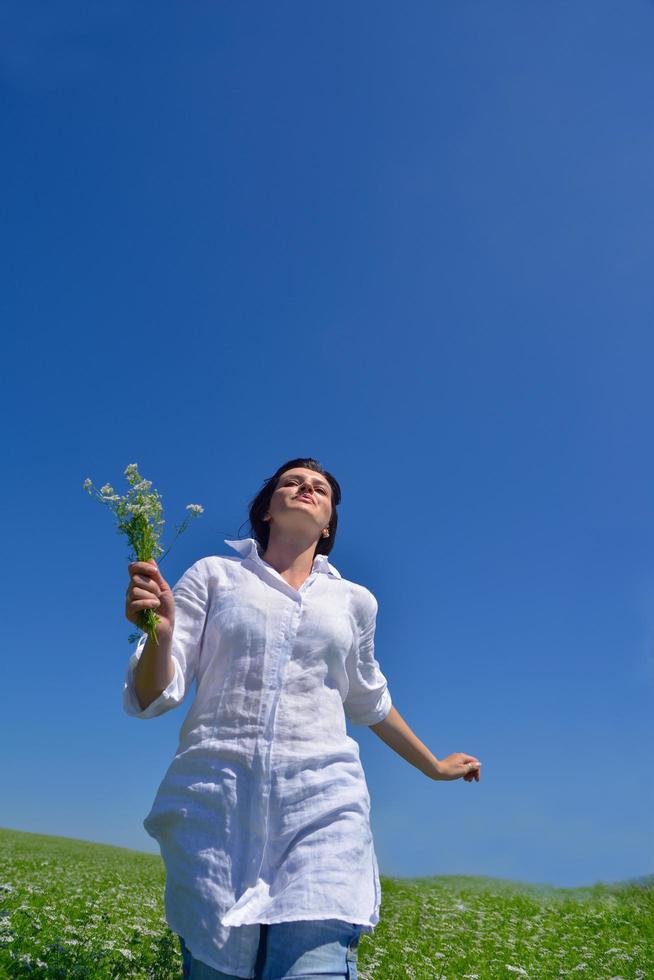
[{"x1": 122, "y1": 537, "x2": 393, "y2": 978}]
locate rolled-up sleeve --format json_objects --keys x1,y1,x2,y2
[
  {"x1": 343, "y1": 591, "x2": 393, "y2": 726},
  {"x1": 122, "y1": 559, "x2": 209, "y2": 720}
]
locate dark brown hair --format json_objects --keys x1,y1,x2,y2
[{"x1": 242, "y1": 457, "x2": 342, "y2": 556}]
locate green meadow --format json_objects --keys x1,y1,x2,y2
[{"x1": 0, "y1": 827, "x2": 651, "y2": 979}]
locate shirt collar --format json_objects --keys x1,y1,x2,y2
[{"x1": 223, "y1": 537, "x2": 342, "y2": 579}]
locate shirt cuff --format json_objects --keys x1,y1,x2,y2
[{"x1": 347, "y1": 687, "x2": 393, "y2": 727}]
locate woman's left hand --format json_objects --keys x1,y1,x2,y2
[{"x1": 434, "y1": 753, "x2": 482, "y2": 782}]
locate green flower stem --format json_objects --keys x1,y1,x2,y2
[{"x1": 157, "y1": 517, "x2": 191, "y2": 565}]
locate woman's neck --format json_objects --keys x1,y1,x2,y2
[{"x1": 260, "y1": 533, "x2": 319, "y2": 588}]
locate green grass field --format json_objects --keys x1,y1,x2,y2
[{"x1": 0, "y1": 827, "x2": 651, "y2": 979}]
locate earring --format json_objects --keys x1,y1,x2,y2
[{"x1": 322, "y1": 529, "x2": 329, "y2": 537}]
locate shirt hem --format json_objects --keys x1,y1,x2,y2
[
  {"x1": 172, "y1": 911, "x2": 375, "y2": 979},
  {"x1": 170, "y1": 922, "x2": 256, "y2": 978},
  {"x1": 221, "y1": 910, "x2": 377, "y2": 929}
]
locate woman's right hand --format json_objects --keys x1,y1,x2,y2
[{"x1": 125, "y1": 560, "x2": 175, "y2": 637}]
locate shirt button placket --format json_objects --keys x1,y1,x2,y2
[{"x1": 251, "y1": 593, "x2": 303, "y2": 883}]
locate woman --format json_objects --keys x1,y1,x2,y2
[{"x1": 123, "y1": 457, "x2": 482, "y2": 979}]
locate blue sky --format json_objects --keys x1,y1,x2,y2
[{"x1": 1, "y1": 1, "x2": 653, "y2": 889}]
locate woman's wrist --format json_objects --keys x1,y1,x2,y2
[{"x1": 428, "y1": 758, "x2": 443, "y2": 780}]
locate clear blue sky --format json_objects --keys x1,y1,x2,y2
[{"x1": 1, "y1": 1, "x2": 653, "y2": 889}]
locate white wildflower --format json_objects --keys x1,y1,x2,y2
[
  {"x1": 85, "y1": 462, "x2": 203, "y2": 646},
  {"x1": 83, "y1": 478, "x2": 92, "y2": 490},
  {"x1": 506, "y1": 968, "x2": 528, "y2": 976}
]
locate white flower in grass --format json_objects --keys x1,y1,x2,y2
[
  {"x1": 186, "y1": 504, "x2": 204, "y2": 514},
  {"x1": 506, "y1": 969, "x2": 528, "y2": 976}
]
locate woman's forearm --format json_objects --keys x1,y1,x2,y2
[
  {"x1": 369, "y1": 705, "x2": 441, "y2": 779},
  {"x1": 133, "y1": 629, "x2": 175, "y2": 711}
]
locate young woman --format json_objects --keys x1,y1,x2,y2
[{"x1": 123, "y1": 457, "x2": 482, "y2": 980}]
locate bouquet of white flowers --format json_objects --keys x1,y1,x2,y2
[{"x1": 83, "y1": 462, "x2": 203, "y2": 646}]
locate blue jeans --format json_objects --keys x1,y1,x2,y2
[{"x1": 178, "y1": 919, "x2": 363, "y2": 979}]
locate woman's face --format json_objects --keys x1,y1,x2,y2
[{"x1": 267, "y1": 467, "x2": 333, "y2": 538}]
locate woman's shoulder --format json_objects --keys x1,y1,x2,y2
[
  {"x1": 335, "y1": 576, "x2": 378, "y2": 621},
  {"x1": 175, "y1": 554, "x2": 243, "y2": 588},
  {"x1": 194, "y1": 554, "x2": 243, "y2": 571}
]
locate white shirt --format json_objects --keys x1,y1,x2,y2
[{"x1": 123, "y1": 537, "x2": 393, "y2": 978}]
